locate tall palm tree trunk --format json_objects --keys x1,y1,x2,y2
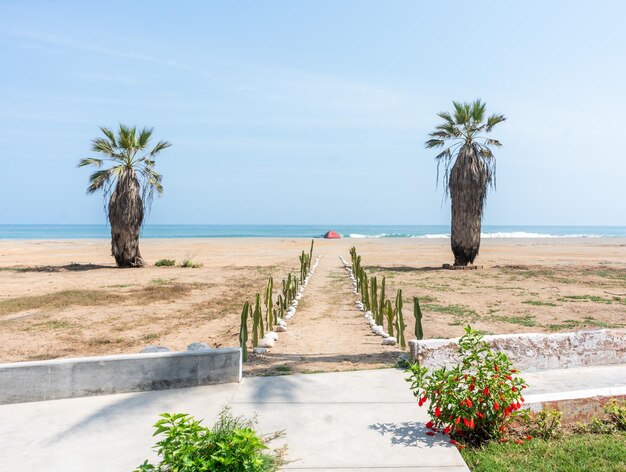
[
  {"x1": 449, "y1": 145, "x2": 487, "y2": 266},
  {"x1": 109, "y1": 170, "x2": 145, "y2": 267}
]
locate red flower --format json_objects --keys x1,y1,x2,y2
[
  {"x1": 425, "y1": 420, "x2": 434, "y2": 429},
  {"x1": 514, "y1": 439, "x2": 523, "y2": 445},
  {"x1": 426, "y1": 431, "x2": 436, "y2": 436},
  {"x1": 520, "y1": 397, "x2": 525, "y2": 403},
  {"x1": 516, "y1": 402, "x2": 521, "y2": 409},
  {"x1": 494, "y1": 364, "x2": 499, "y2": 372},
  {"x1": 526, "y1": 435, "x2": 532, "y2": 441},
  {"x1": 511, "y1": 387, "x2": 517, "y2": 392},
  {"x1": 434, "y1": 406, "x2": 441, "y2": 417},
  {"x1": 483, "y1": 387, "x2": 490, "y2": 396},
  {"x1": 494, "y1": 402, "x2": 500, "y2": 411},
  {"x1": 418, "y1": 396, "x2": 427, "y2": 407},
  {"x1": 443, "y1": 426, "x2": 451, "y2": 434},
  {"x1": 505, "y1": 375, "x2": 513, "y2": 381},
  {"x1": 511, "y1": 369, "x2": 517, "y2": 373},
  {"x1": 476, "y1": 412, "x2": 484, "y2": 419},
  {"x1": 469, "y1": 418, "x2": 475, "y2": 429},
  {"x1": 455, "y1": 417, "x2": 461, "y2": 425},
  {"x1": 463, "y1": 418, "x2": 470, "y2": 427},
  {"x1": 466, "y1": 398, "x2": 473, "y2": 408},
  {"x1": 469, "y1": 383, "x2": 475, "y2": 391},
  {"x1": 450, "y1": 439, "x2": 458, "y2": 445},
  {"x1": 501, "y1": 438, "x2": 508, "y2": 443},
  {"x1": 504, "y1": 408, "x2": 511, "y2": 417}
]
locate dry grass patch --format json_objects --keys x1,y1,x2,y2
[
  {"x1": 0, "y1": 290, "x2": 123, "y2": 317},
  {"x1": 0, "y1": 283, "x2": 203, "y2": 317}
]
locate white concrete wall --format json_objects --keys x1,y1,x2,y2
[
  {"x1": 408, "y1": 329, "x2": 626, "y2": 371},
  {"x1": 0, "y1": 347, "x2": 242, "y2": 404}
]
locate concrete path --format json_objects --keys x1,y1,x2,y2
[{"x1": 0, "y1": 368, "x2": 468, "y2": 472}]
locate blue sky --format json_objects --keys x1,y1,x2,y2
[{"x1": 0, "y1": 1, "x2": 625, "y2": 225}]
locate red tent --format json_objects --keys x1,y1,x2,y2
[{"x1": 323, "y1": 230, "x2": 341, "y2": 239}]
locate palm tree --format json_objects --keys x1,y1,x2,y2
[
  {"x1": 79, "y1": 125, "x2": 171, "y2": 268},
  {"x1": 425, "y1": 100, "x2": 505, "y2": 266}
]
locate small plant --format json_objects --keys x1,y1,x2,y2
[
  {"x1": 605, "y1": 398, "x2": 626, "y2": 431},
  {"x1": 155, "y1": 259, "x2": 175, "y2": 267},
  {"x1": 135, "y1": 408, "x2": 284, "y2": 472},
  {"x1": 573, "y1": 399, "x2": 626, "y2": 434},
  {"x1": 180, "y1": 259, "x2": 202, "y2": 268},
  {"x1": 518, "y1": 408, "x2": 562, "y2": 439},
  {"x1": 406, "y1": 326, "x2": 527, "y2": 447}
]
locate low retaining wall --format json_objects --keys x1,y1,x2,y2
[
  {"x1": 408, "y1": 329, "x2": 626, "y2": 371},
  {"x1": 0, "y1": 347, "x2": 242, "y2": 404}
]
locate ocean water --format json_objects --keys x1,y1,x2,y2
[{"x1": 0, "y1": 225, "x2": 625, "y2": 240}]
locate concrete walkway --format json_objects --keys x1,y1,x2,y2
[{"x1": 0, "y1": 368, "x2": 468, "y2": 472}]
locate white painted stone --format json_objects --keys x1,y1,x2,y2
[
  {"x1": 187, "y1": 342, "x2": 210, "y2": 351},
  {"x1": 253, "y1": 347, "x2": 269, "y2": 355},
  {"x1": 382, "y1": 337, "x2": 397, "y2": 346},
  {"x1": 265, "y1": 332, "x2": 279, "y2": 341},
  {"x1": 275, "y1": 325, "x2": 287, "y2": 332},
  {"x1": 258, "y1": 337, "x2": 275, "y2": 348}
]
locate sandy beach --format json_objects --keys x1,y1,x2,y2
[{"x1": 1, "y1": 237, "x2": 625, "y2": 375}]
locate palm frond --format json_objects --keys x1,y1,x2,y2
[
  {"x1": 425, "y1": 138, "x2": 445, "y2": 149},
  {"x1": 78, "y1": 157, "x2": 103, "y2": 168},
  {"x1": 138, "y1": 127, "x2": 153, "y2": 149},
  {"x1": 99, "y1": 126, "x2": 117, "y2": 147},
  {"x1": 149, "y1": 140, "x2": 172, "y2": 156},
  {"x1": 91, "y1": 138, "x2": 116, "y2": 156},
  {"x1": 86, "y1": 169, "x2": 112, "y2": 194},
  {"x1": 486, "y1": 113, "x2": 506, "y2": 132},
  {"x1": 484, "y1": 138, "x2": 502, "y2": 147},
  {"x1": 436, "y1": 111, "x2": 455, "y2": 125},
  {"x1": 471, "y1": 100, "x2": 486, "y2": 123}
]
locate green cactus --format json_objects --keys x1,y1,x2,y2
[
  {"x1": 309, "y1": 239, "x2": 314, "y2": 265},
  {"x1": 370, "y1": 276, "x2": 378, "y2": 321},
  {"x1": 239, "y1": 301, "x2": 250, "y2": 362},
  {"x1": 378, "y1": 277, "x2": 386, "y2": 325},
  {"x1": 252, "y1": 293, "x2": 263, "y2": 347},
  {"x1": 362, "y1": 272, "x2": 369, "y2": 309},
  {"x1": 414, "y1": 296, "x2": 424, "y2": 340},
  {"x1": 264, "y1": 277, "x2": 274, "y2": 331},
  {"x1": 394, "y1": 290, "x2": 406, "y2": 349},
  {"x1": 276, "y1": 295, "x2": 284, "y2": 319},
  {"x1": 385, "y1": 299, "x2": 395, "y2": 338}
]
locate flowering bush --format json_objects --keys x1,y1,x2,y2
[{"x1": 406, "y1": 326, "x2": 528, "y2": 447}]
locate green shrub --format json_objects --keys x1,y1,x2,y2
[
  {"x1": 135, "y1": 408, "x2": 283, "y2": 472},
  {"x1": 519, "y1": 408, "x2": 562, "y2": 439},
  {"x1": 605, "y1": 399, "x2": 626, "y2": 431},
  {"x1": 155, "y1": 259, "x2": 175, "y2": 267},
  {"x1": 573, "y1": 399, "x2": 626, "y2": 434},
  {"x1": 180, "y1": 259, "x2": 202, "y2": 268},
  {"x1": 406, "y1": 326, "x2": 527, "y2": 447}
]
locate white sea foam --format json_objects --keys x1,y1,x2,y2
[{"x1": 349, "y1": 232, "x2": 605, "y2": 239}]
